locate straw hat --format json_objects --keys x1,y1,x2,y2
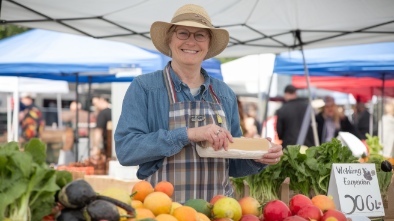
[{"x1": 150, "y1": 4, "x2": 229, "y2": 60}]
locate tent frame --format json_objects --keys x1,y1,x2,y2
[{"x1": 2, "y1": 1, "x2": 394, "y2": 53}]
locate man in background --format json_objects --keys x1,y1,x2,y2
[
  {"x1": 352, "y1": 101, "x2": 376, "y2": 139},
  {"x1": 92, "y1": 96, "x2": 112, "y2": 158},
  {"x1": 275, "y1": 85, "x2": 314, "y2": 148}
]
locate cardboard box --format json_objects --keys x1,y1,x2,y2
[
  {"x1": 69, "y1": 171, "x2": 141, "y2": 193},
  {"x1": 108, "y1": 160, "x2": 139, "y2": 180},
  {"x1": 84, "y1": 175, "x2": 141, "y2": 193}
]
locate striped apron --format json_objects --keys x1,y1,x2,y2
[{"x1": 146, "y1": 65, "x2": 233, "y2": 203}]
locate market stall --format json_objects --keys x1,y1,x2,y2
[{"x1": 1, "y1": 1, "x2": 394, "y2": 220}]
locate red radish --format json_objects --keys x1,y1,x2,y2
[
  {"x1": 289, "y1": 194, "x2": 313, "y2": 215},
  {"x1": 297, "y1": 204, "x2": 322, "y2": 221},
  {"x1": 283, "y1": 215, "x2": 308, "y2": 221},
  {"x1": 263, "y1": 200, "x2": 292, "y2": 221}
]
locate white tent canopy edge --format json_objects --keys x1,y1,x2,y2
[{"x1": 2, "y1": 0, "x2": 394, "y2": 58}]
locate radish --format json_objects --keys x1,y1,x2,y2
[
  {"x1": 263, "y1": 200, "x2": 292, "y2": 221},
  {"x1": 85, "y1": 199, "x2": 127, "y2": 221},
  {"x1": 56, "y1": 208, "x2": 85, "y2": 221},
  {"x1": 57, "y1": 179, "x2": 135, "y2": 216}
]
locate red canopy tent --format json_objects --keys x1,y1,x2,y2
[{"x1": 292, "y1": 76, "x2": 394, "y2": 102}]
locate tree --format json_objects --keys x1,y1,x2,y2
[{"x1": 0, "y1": 24, "x2": 30, "y2": 40}]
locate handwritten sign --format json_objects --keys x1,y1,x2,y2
[{"x1": 327, "y1": 163, "x2": 385, "y2": 217}]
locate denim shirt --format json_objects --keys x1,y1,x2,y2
[{"x1": 115, "y1": 64, "x2": 266, "y2": 179}]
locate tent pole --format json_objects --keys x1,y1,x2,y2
[
  {"x1": 295, "y1": 30, "x2": 320, "y2": 146},
  {"x1": 380, "y1": 73, "x2": 386, "y2": 142},
  {"x1": 87, "y1": 76, "x2": 92, "y2": 158},
  {"x1": 263, "y1": 69, "x2": 274, "y2": 137},
  {"x1": 13, "y1": 78, "x2": 20, "y2": 142},
  {"x1": 57, "y1": 94, "x2": 63, "y2": 129},
  {"x1": 368, "y1": 87, "x2": 373, "y2": 136},
  {"x1": 74, "y1": 73, "x2": 80, "y2": 162},
  {"x1": 7, "y1": 95, "x2": 12, "y2": 142}
]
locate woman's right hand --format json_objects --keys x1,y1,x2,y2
[{"x1": 187, "y1": 124, "x2": 233, "y2": 151}]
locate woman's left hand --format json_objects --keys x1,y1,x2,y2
[{"x1": 254, "y1": 137, "x2": 283, "y2": 165}]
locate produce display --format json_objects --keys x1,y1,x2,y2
[
  {"x1": 1, "y1": 136, "x2": 392, "y2": 221},
  {"x1": 54, "y1": 179, "x2": 352, "y2": 221},
  {"x1": 232, "y1": 138, "x2": 394, "y2": 206}
]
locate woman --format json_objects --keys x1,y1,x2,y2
[
  {"x1": 316, "y1": 96, "x2": 359, "y2": 143},
  {"x1": 115, "y1": 4, "x2": 283, "y2": 203},
  {"x1": 379, "y1": 100, "x2": 394, "y2": 158}
]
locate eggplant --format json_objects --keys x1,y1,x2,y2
[
  {"x1": 84, "y1": 200, "x2": 121, "y2": 221},
  {"x1": 381, "y1": 160, "x2": 393, "y2": 172},
  {"x1": 56, "y1": 208, "x2": 85, "y2": 221}
]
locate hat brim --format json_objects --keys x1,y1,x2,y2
[{"x1": 150, "y1": 21, "x2": 229, "y2": 60}]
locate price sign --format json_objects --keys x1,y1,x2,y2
[{"x1": 327, "y1": 163, "x2": 385, "y2": 217}]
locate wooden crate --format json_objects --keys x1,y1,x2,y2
[{"x1": 84, "y1": 175, "x2": 141, "y2": 193}]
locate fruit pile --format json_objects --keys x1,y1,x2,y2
[
  {"x1": 53, "y1": 179, "x2": 348, "y2": 221},
  {"x1": 263, "y1": 194, "x2": 348, "y2": 221},
  {"x1": 106, "y1": 180, "x2": 349, "y2": 221}
]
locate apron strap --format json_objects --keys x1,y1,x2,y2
[
  {"x1": 163, "y1": 63, "x2": 221, "y2": 104},
  {"x1": 209, "y1": 85, "x2": 220, "y2": 104},
  {"x1": 163, "y1": 64, "x2": 177, "y2": 104}
]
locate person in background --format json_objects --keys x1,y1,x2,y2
[
  {"x1": 237, "y1": 97, "x2": 248, "y2": 136},
  {"x1": 352, "y1": 101, "x2": 376, "y2": 139},
  {"x1": 275, "y1": 85, "x2": 314, "y2": 148},
  {"x1": 316, "y1": 96, "x2": 358, "y2": 143},
  {"x1": 91, "y1": 96, "x2": 101, "y2": 119},
  {"x1": 379, "y1": 100, "x2": 394, "y2": 159},
  {"x1": 61, "y1": 101, "x2": 89, "y2": 135},
  {"x1": 115, "y1": 4, "x2": 283, "y2": 203},
  {"x1": 246, "y1": 103, "x2": 262, "y2": 137},
  {"x1": 92, "y1": 96, "x2": 112, "y2": 158},
  {"x1": 19, "y1": 92, "x2": 45, "y2": 144}
]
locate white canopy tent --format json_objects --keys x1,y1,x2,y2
[
  {"x1": 1, "y1": 0, "x2": 394, "y2": 58},
  {"x1": 2, "y1": 0, "x2": 394, "y2": 146},
  {"x1": 0, "y1": 76, "x2": 69, "y2": 142}
]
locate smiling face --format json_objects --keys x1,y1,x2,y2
[{"x1": 168, "y1": 25, "x2": 210, "y2": 66}]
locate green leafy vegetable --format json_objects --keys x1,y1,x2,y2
[
  {"x1": 231, "y1": 138, "x2": 360, "y2": 204},
  {"x1": 0, "y1": 139, "x2": 73, "y2": 221},
  {"x1": 364, "y1": 135, "x2": 393, "y2": 202}
]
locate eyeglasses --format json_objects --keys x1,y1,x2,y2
[{"x1": 174, "y1": 29, "x2": 210, "y2": 42}]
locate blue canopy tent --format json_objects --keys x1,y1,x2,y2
[
  {"x1": 274, "y1": 42, "x2": 394, "y2": 79},
  {"x1": 0, "y1": 29, "x2": 223, "y2": 161},
  {"x1": 0, "y1": 29, "x2": 222, "y2": 82},
  {"x1": 272, "y1": 42, "x2": 394, "y2": 145}
]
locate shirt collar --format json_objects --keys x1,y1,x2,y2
[{"x1": 168, "y1": 62, "x2": 210, "y2": 93}]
